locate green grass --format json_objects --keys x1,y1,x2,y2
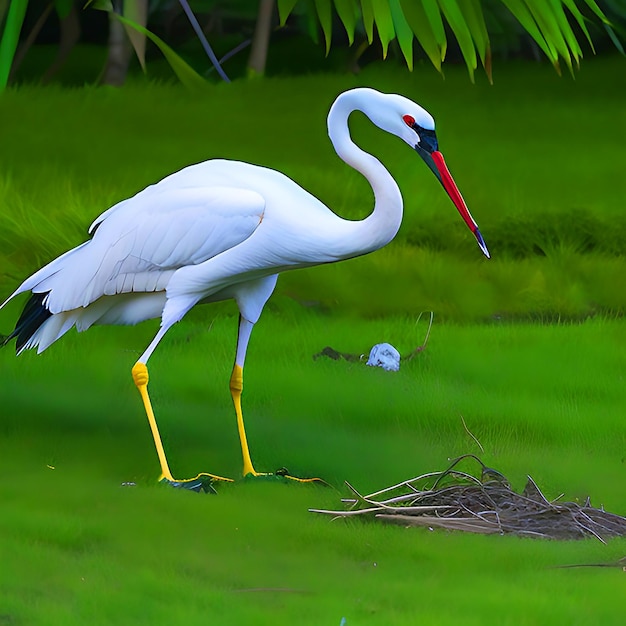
[
  {"x1": 1, "y1": 58, "x2": 626, "y2": 624},
  {"x1": 0, "y1": 312, "x2": 625, "y2": 625}
]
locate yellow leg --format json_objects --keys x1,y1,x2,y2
[
  {"x1": 230, "y1": 364, "x2": 257, "y2": 477},
  {"x1": 229, "y1": 363, "x2": 325, "y2": 484},
  {"x1": 132, "y1": 362, "x2": 232, "y2": 487}
]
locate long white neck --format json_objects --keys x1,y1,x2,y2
[{"x1": 327, "y1": 90, "x2": 403, "y2": 257}]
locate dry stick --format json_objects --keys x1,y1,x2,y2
[
  {"x1": 343, "y1": 481, "x2": 425, "y2": 512},
  {"x1": 460, "y1": 414, "x2": 485, "y2": 454},
  {"x1": 310, "y1": 504, "x2": 453, "y2": 517},
  {"x1": 375, "y1": 514, "x2": 502, "y2": 534},
  {"x1": 593, "y1": 511, "x2": 626, "y2": 532},
  {"x1": 403, "y1": 311, "x2": 434, "y2": 361},
  {"x1": 523, "y1": 475, "x2": 554, "y2": 507},
  {"x1": 431, "y1": 469, "x2": 483, "y2": 491},
  {"x1": 516, "y1": 529, "x2": 551, "y2": 539},
  {"x1": 343, "y1": 476, "x2": 456, "y2": 510},
  {"x1": 232, "y1": 587, "x2": 310, "y2": 594},
  {"x1": 309, "y1": 506, "x2": 388, "y2": 518},
  {"x1": 575, "y1": 509, "x2": 621, "y2": 541},
  {"x1": 365, "y1": 458, "x2": 489, "y2": 500},
  {"x1": 578, "y1": 523, "x2": 606, "y2": 543},
  {"x1": 510, "y1": 489, "x2": 558, "y2": 512},
  {"x1": 554, "y1": 556, "x2": 626, "y2": 569},
  {"x1": 371, "y1": 491, "x2": 440, "y2": 506},
  {"x1": 430, "y1": 455, "x2": 488, "y2": 489},
  {"x1": 362, "y1": 467, "x2": 484, "y2": 506},
  {"x1": 361, "y1": 471, "x2": 447, "y2": 501}
]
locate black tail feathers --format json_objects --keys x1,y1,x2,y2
[{"x1": 2, "y1": 292, "x2": 52, "y2": 353}]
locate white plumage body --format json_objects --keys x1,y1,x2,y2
[
  {"x1": 2, "y1": 87, "x2": 489, "y2": 363},
  {"x1": 2, "y1": 87, "x2": 489, "y2": 484},
  {"x1": 5, "y1": 157, "x2": 400, "y2": 353}
]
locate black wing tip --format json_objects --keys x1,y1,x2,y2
[{"x1": 4, "y1": 292, "x2": 52, "y2": 353}]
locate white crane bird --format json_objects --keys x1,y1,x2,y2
[{"x1": 1, "y1": 88, "x2": 490, "y2": 491}]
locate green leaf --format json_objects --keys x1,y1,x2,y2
[
  {"x1": 277, "y1": 0, "x2": 299, "y2": 26},
  {"x1": 314, "y1": 0, "x2": 333, "y2": 54},
  {"x1": 333, "y1": 0, "x2": 357, "y2": 45},
  {"x1": 561, "y1": 0, "x2": 595, "y2": 52},
  {"x1": 86, "y1": 0, "x2": 113, "y2": 10},
  {"x1": 278, "y1": 0, "x2": 614, "y2": 77},
  {"x1": 123, "y1": 0, "x2": 147, "y2": 71},
  {"x1": 499, "y1": 0, "x2": 557, "y2": 66},
  {"x1": 527, "y1": 1, "x2": 575, "y2": 72},
  {"x1": 303, "y1": 0, "x2": 320, "y2": 45},
  {"x1": 114, "y1": 13, "x2": 207, "y2": 89},
  {"x1": 360, "y1": 0, "x2": 375, "y2": 44},
  {"x1": 580, "y1": 0, "x2": 611, "y2": 24},
  {"x1": 604, "y1": 22, "x2": 625, "y2": 55},
  {"x1": 399, "y1": 0, "x2": 444, "y2": 71},
  {"x1": 0, "y1": 0, "x2": 28, "y2": 91},
  {"x1": 547, "y1": 0, "x2": 584, "y2": 64},
  {"x1": 421, "y1": 0, "x2": 447, "y2": 49},
  {"x1": 371, "y1": 0, "x2": 395, "y2": 58},
  {"x1": 389, "y1": 0, "x2": 413, "y2": 70},
  {"x1": 458, "y1": 0, "x2": 491, "y2": 77},
  {"x1": 437, "y1": 0, "x2": 477, "y2": 80}
]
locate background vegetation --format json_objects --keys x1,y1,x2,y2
[
  {"x1": 3, "y1": 0, "x2": 626, "y2": 89},
  {"x1": 2, "y1": 56, "x2": 626, "y2": 320}
]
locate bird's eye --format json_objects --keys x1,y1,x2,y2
[{"x1": 402, "y1": 115, "x2": 415, "y2": 127}]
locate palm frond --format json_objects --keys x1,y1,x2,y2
[{"x1": 278, "y1": 0, "x2": 618, "y2": 78}]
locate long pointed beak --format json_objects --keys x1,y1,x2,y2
[{"x1": 418, "y1": 148, "x2": 490, "y2": 259}]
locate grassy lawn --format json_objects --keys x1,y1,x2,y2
[
  {"x1": 1, "y1": 56, "x2": 625, "y2": 624},
  {"x1": 0, "y1": 313, "x2": 625, "y2": 625}
]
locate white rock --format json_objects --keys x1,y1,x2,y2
[{"x1": 366, "y1": 343, "x2": 400, "y2": 371}]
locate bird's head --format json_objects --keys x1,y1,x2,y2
[{"x1": 362, "y1": 89, "x2": 490, "y2": 259}]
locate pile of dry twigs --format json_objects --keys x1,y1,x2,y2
[{"x1": 311, "y1": 455, "x2": 626, "y2": 542}]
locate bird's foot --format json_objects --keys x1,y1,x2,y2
[
  {"x1": 242, "y1": 467, "x2": 328, "y2": 486},
  {"x1": 159, "y1": 472, "x2": 233, "y2": 494}
]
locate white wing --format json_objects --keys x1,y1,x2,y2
[{"x1": 7, "y1": 185, "x2": 265, "y2": 314}]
